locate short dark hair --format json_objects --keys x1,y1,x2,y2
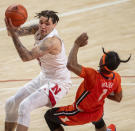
[
  {"x1": 101, "y1": 48, "x2": 131, "y2": 71},
  {"x1": 35, "y1": 10, "x2": 59, "y2": 24}
]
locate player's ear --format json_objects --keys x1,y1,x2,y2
[{"x1": 53, "y1": 23, "x2": 57, "y2": 27}]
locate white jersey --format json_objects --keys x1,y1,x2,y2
[
  {"x1": 34, "y1": 29, "x2": 71, "y2": 83},
  {"x1": 5, "y1": 29, "x2": 72, "y2": 127}
]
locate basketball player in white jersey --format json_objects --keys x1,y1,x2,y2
[{"x1": 4, "y1": 10, "x2": 72, "y2": 131}]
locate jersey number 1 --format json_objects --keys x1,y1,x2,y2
[{"x1": 98, "y1": 89, "x2": 107, "y2": 101}]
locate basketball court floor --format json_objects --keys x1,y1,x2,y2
[{"x1": 0, "y1": 0, "x2": 135, "y2": 130}]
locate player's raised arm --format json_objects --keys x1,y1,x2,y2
[
  {"x1": 16, "y1": 24, "x2": 39, "y2": 36},
  {"x1": 5, "y1": 4, "x2": 39, "y2": 37},
  {"x1": 5, "y1": 18, "x2": 60, "y2": 62},
  {"x1": 67, "y1": 33, "x2": 88, "y2": 76},
  {"x1": 5, "y1": 18, "x2": 38, "y2": 37}
]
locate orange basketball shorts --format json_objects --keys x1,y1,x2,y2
[{"x1": 47, "y1": 104, "x2": 103, "y2": 126}]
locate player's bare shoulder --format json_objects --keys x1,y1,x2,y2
[
  {"x1": 51, "y1": 36, "x2": 62, "y2": 46},
  {"x1": 40, "y1": 36, "x2": 62, "y2": 55},
  {"x1": 49, "y1": 36, "x2": 62, "y2": 53}
]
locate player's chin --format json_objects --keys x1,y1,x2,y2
[{"x1": 40, "y1": 31, "x2": 47, "y2": 37}]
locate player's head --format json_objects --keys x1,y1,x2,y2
[
  {"x1": 35, "y1": 10, "x2": 59, "y2": 37},
  {"x1": 99, "y1": 48, "x2": 131, "y2": 73}
]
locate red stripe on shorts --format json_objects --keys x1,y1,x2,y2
[{"x1": 49, "y1": 90, "x2": 56, "y2": 107}]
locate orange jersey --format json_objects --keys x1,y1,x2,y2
[
  {"x1": 75, "y1": 66, "x2": 121, "y2": 112},
  {"x1": 52, "y1": 67, "x2": 122, "y2": 125}
]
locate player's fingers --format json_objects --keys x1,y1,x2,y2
[
  {"x1": 84, "y1": 40, "x2": 88, "y2": 45},
  {"x1": 4, "y1": 18, "x2": 14, "y2": 36},
  {"x1": 75, "y1": 33, "x2": 88, "y2": 46},
  {"x1": 80, "y1": 33, "x2": 88, "y2": 41},
  {"x1": 81, "y1": 32, "x2": 88, "y2": 37},
  {"x1": 7, "y1": 31, "x2": 11, "y2": 36},
  {"x1": 8, "y1": 18, "x2": 13, "y2": 26},
  {"x1": 4, "y1": 17, "x2": 9, "y2": 27},
  {"x1": 8, "y1": 18, "x2": 18, "y2": 30},
  {"x1": 8, "y1": 18, "x2": 15, "y2": 29},
  {"x1": 83, "y1": 33, "x2": 88, "y2": 40},
  {"x1": 4, "y1": 18, "x2": 11, "y2": 36}
]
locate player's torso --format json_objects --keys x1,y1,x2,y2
[
  {"x1": 75, "y1": 72, "x2": 118, "y2": 112},
  {"x1": 34, "y1": 29, "x2": 71, "y2": 82}
]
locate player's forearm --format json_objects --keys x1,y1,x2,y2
[
  {"x1": 107, "y1": 94, "x2": 122, "y2": 102},
  {"x1": 67, "y1": 43, "x2": 82, "y2": 75},
  {"x1": 67, "y1": 44, "x2": 79, "y2": 67},
  {"x1": 16, "y1": 24, "x2": 39, "y2": 36},
  {"x1": 10, "y1": 31, "x2": 33, "y2": 61}
]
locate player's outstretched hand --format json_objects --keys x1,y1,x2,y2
[
  {"x1": 74, "y1": 33, "x2": 88, "y2": 47},
  {"x1": 4, "y1": 17, "x2": 18, "y2": 36}
]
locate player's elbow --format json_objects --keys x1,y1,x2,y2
[
  {"x1": 21, "y1": 58, "x2": 28, "y2": 62},
  {"x1": 116, "y1": 91, "x2": 122, "y2": 102},
  {"x1": 117, "y1": 96, "x2": 122, "y2": 102},
  {"x1": 115, "y1": 95, "x2": 122, "y2": 102},
  {"x1": 22, "y1": 59, "x2": 28, "y2": 62},
  {"x1": 67, "y1": 62, "x2": 73, "y2": 71},
  {"x1": 67, "y1": 62, "x2": 76, "y2": 71},
  {"x1": 21, "y1": 56, "x2": 32, "y2": 62},
  {"x1": 21, "y1": 52, "x2": 35, "y2": 62}
]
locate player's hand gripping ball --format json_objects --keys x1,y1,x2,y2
[{"x1": 5, "y1": 4, "x2": 28, "y2": 27}]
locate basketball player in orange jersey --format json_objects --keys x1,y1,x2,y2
[
  {"x1": 4, "y1": 10, "x2": 72, "y2": 131},
  {"x1": 44, "y1": 33, "x2": 131, "y2": 131}
]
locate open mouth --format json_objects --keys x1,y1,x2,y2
[{"x1": 41, "y1": 30, "x2": 46, "y2": 33}]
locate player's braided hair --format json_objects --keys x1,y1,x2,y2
[
  {"x1": 101, "y1": 48, "x2": 131, "y2": 71},
  {"x1": 35, "y1": 10, "x2": 59, "y2": 24}
]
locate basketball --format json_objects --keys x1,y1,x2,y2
[{"x1": 5, "y1": 4, "x2": 28, "y2": 27}]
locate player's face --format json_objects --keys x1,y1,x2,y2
[{"x1": 39, "y1": 16, "x2": 56, "y2": 38}]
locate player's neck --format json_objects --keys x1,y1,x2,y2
[{"x1": 99, "y1": 70, "x2": 114, "y2": 79}]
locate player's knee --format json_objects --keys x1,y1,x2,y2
[
  {"x1": 18, "y1": 100, "x2": 30, "y2": 116},
  {"x1": 5, "y1": 96, "x2": 15, "y2": 113},
  {"x1": 92, "y1": 118, "x2": 105, "y2": 129},
  {"x1": 44, "y1": 109, "x2": 52, "y2": 121},
  {"x1": 45, "y1": 108, "x2": 59, "y2": 122},
  {"x1": 45, "y1": 108, "x2": 62, "y2": 131}
]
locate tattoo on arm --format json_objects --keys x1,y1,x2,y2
[
  {"x1": 17, "y1": 24, "x2": 39, "y2": 36},
  {"x1": 39, "y1": 43, "x2": 49, "y2": 52},
  {"x1": 39, "y1": 38, "x2": 53, "y2": 52},
  {"x1": 11, "y1": 32, "x2": 33, "y2": 61}
]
